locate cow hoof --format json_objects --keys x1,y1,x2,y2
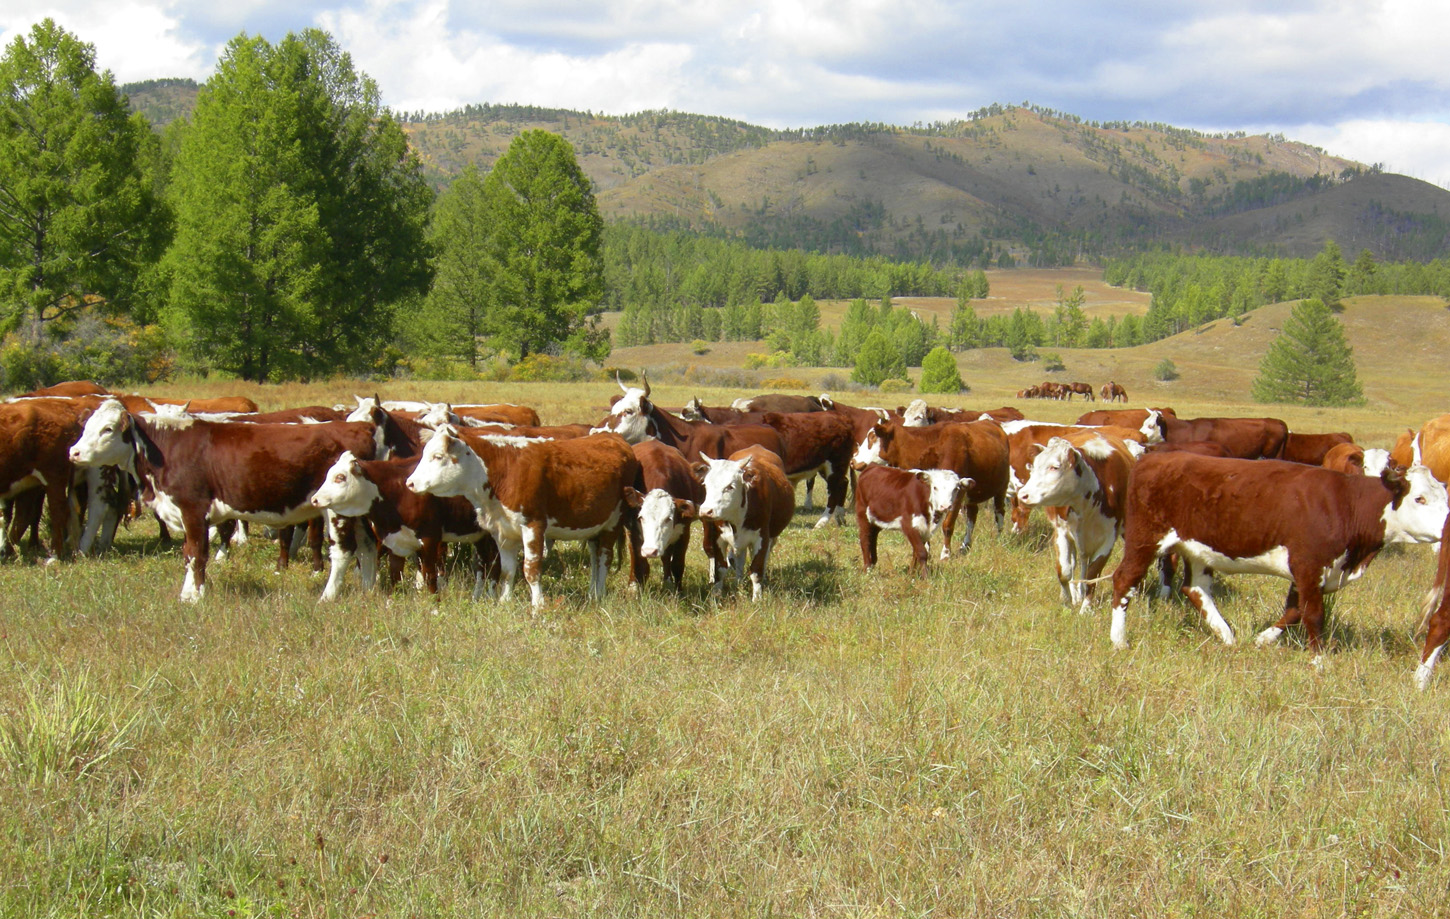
[
  {"x1": 1112, "y1": 639, "x2": 1129, "y2": 651},
  {"x1": 1310, "y1": 654, "x2": 1325, "y2": 671},
  {"x1": 1254, "y1": 627, "x2": 1283, "y2": 647},
  {"x1": 1415, "y1": 663, "x2": 1434, "y2": 691}
]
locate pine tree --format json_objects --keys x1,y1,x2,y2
[
  {"x1": 1251, "y1": 298, "x2": 1363, "y2": 406},
  {"x1": 852, "y1": 329, "x2": 906, "y2": 386},
  {"x1": 419, "y1": 164, "x2": 490, "y2": 369},
  {"x1": 919, "y1": 346, "x2": 964, "y2": 394}
]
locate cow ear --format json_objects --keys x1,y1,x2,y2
[
  {"x1": 1029, "y1": 442, "x2": 1046, "y2": 456},
  {"x1": 692, "y1": 461, "x2": 710, "y2": 480},
  {"x1": 915, "y1": 470, "x2": 931, "y2": 482},
  {"x1": 622, "y1": 486, "x2": 643, "y2": 509},
  {"x1": 676, "y1": 499, "x2": 698, "y2": 520},
  {"x1": 959, "y1": 477, "x2": 975, "y2": 495},
  {"x1": 1381, "y1": 463, "x2": 1411, "y2": 506}
]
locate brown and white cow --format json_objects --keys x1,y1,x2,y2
[
  {"x1": 415, "y1": 401, "x2": 542, "y2": 429},
  {"x1": 309, "y1": 451, "x2": 497, "y2": 597},
  {"x1": 622, "y1": 439, "x2": 715, "y2": 591},
  {"x1": 1155, "y1": 414, "x2": 1289, "y2": 459},
  {"x1": 694, "y1": 445, "x2": 795, "y2": 600},
  {"x1": 69, "y1": 398, "x2": 380, "y2": 601},
  {"x1": 1415, "y1": 514, "x2": 1450, "y2": 689},
  {"x1": 1075, "y1": 408, "x2": 1172, "y2": 444},
  {"x1": 1002, "y1": 421, "x2": 1146, "y2": 535},
  {"x1": 728, "y1": 393, "x2": 825, "y2": 414},
  {"x1": 1391, "y1": 416, "x2": 1450, "y2": 485},
  {"x1": 598, "y1": 380, "x2": 787, "y2": 467},
  {"x1": 899, "y1": 399, "x2": 1024, "y2": 427},
  {"x1": 852, "y1": 419, "x2": 1010, "y2": 556},
  {"x1": 1105, "y1": 453, "x2": 1448, "y2": 657},
  {"x1": 1015, "y1": 431, "x2": 1135, "y2": 611},
  {"x1": 405, "y1": 426, "x2": 640, "y2": 608},
  {"x1": 0, "y1": 399, "x2": 89, "y2": 559},
  {"x1": 1282, "y1": 431, "x2": 1355, "y2": 466},
  {"x1": 855, "y1": 465, "x2": 970, "y2": 573}
]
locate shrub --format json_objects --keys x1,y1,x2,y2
[
  {"x1": 1009, "y1": 342, "x2": 1039, "y2": 362},
  {"x1": 744, "y1": 351, "x2": 795, "y2": 371},
  {"x1": 0, "y1": 315, "x2": 175, "y2": 392},
  {"x1": 690, "y1": 340, "x2": 711, "y2": 355},
  {"x1": 1041, "y1": 352, "x2": 1066, "y2": 372},
  {"x1": 879, "y1": 378, "x2": 915, "y2": 394},
  {"x1": 852, "y1": 330, "x2": 907, "y2": 386},
  {"x1": 918, "y1": 346, "x2": 966, "y2": 394},
  {"x1": 509, "y1": 354, "x2": 591, "y2": 382},
  {"x1": 600, "y1": 366, "x2": 638, "y2": 383},
  {"x1": 1154, "y1": 358, "x2": 1180, "y2": 382},
  {"x1": 761, "y1": 376, "x2": 808, "y2": 390}
]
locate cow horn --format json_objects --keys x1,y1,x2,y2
[
  {"x1": 642, "y1": 372, "x2": 651, "y2": 400},
  {"x1": 617, "y1": 371, "x2": 628, "y2": 395}
]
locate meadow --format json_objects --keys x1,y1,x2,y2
[{"x1": 4, "y1": 287, "x2": 1450, "y2": 916}]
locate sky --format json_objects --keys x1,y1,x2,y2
[{"x1": 6, "y1": 0, "x2": 1450, "y2": 189}]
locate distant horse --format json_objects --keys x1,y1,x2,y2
[
  {"x1": 1102, "y1": 381, "x2": 1128, "y2": 403},
  {"x1": 1067, "y1": 382, "x2": 1095, "y2": 401}
]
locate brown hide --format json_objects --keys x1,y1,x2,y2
[
  {"x1": 1158, "y1": 415, "x2": 1289, "y2": 459},
  {"x1": 0, "y1": 400, "x2": 89, "y2": 558},
  {"x1": 865, "y1": 420, "x2": 1009, "y2": 550},
  {"x1": 854, "y1": 465, "x2": 941, "y2": 572},
  {"x1": 1322, "y1": 443, "x2": 1366, "y2": 475},
  {"x1": 1283, "y1": 431, "x2": 1355, "y2": 465}
]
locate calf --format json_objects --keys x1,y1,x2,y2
[
  {"x1": 623, "y1": 439, "x2": 715, "y2": 590},
  {"x1": 309, "y1": 452, "x2": 498, "y2": 597},
  {"x1": 695, "y1": 445, "x2": 795, "y2": 600},
  {"x1": 1106, "y1": 453, "x2": 1448, "y2": 657},
  {"x1": 406, "y1": 427, "x2": 640, "y2": 608},
  {"x1": 855, "y1": 465, "x2": 970, "y2": 573},
  {"x1": 1015, "y1": 432, "x2": 1135, "y2": 610}
]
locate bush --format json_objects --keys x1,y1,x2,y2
[
  {"x1": 879, "y1": 378, "x2": 915, "y2": 394},
  {"x1": 744, "y1": 351, "x2": 795, "y2": 371},
  {"x1": 918, "y1": 346, "x2": 966, "y2": 395},
  {"x1": 508, "y1": 354, "x2": 592, "y2": 382},
  {"x1": 0, "y1": 315, "x2": 175, "y2": 393},
  {"x1": 1154, "y1": 358, "x2": 1180, "y2": 382},
  {"x1": 600, "y1": 366, "x2": 638, "y2": 383},
  {"x1": 690, "y1": 340, "x2": 711, "y2": 355},
  {"x1": 1041, "y1": 352, "x2": 1066, "y2": 372},
  {"x1": 852, "y1": 330, "x2": 907, "y2": 387},
  {"x1": 761, "y1": 376, "x2": 808, "y2": 390},
  {"x1": 1009, "y1": 342, "x2": 1039, "y2": 362}
]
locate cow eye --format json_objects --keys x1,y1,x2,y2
[
  {"x1": 334, "y1": 473, "x2": 346, "y2": 483},
  {"x1": 1416, "y1": 496, "x2": 1428, "y2": 505}
]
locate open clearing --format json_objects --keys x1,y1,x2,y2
[{"x1": 4, "y1": 272, "x2": 1450, "y2": 916}]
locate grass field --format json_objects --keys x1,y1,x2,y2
[{"x1": 4, "y1": 281, "x2": 1450, "y2": 916}]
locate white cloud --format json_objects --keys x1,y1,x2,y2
[{"x1": 1288, "y1": 119, "x2": 1450, "y2": 189}]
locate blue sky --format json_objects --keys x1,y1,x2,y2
[{"x1": 6, "y1": 0, "x2": 1449, "y2": 188}]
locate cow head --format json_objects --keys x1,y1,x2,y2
[
  {"x1": 696, "y1": 453, "x2": 754, "y2": 526},
  {"x1": 407, "y1": 425, "x2": 487, "y2": 499},
  {"x1": 1381, "y1": 463, "x2": 1449, "y2": 544},
  {"x1": 902, "y1": 399, "x2": 931, "y2": 427},
  {"x1": 1139, "y1": 409, "x2": 1165, "y2": 445},
  {"x1": 681, "y1": 396, "x2": 705, "y2": 421},
  {"x1": 1018, "y1": 437, "x2": 1095, "y2": 508},
  {"x1": 69, "y1": 398, "x2": 135, "y2": 471},
  {"x1": 917, "y1": 469, "x2": 972, "y2": 528},
  {"x1": 346, "y1": 394, "x2": 382, "y2": 424},
  {"x1": 416, "y1": 402, "x2": 455, "y2": 430},
  {"x1": 625, "y1": 486, "x2": 697, "y2": 558},
  {"x1": 729, "y1": 396, "x2": 754, "y2": 412},
  {"x1": 147, "y1": 401, "x2": 195, "y2": 429},
  {"x1": 599, "y1": 373, "x2": 653, "y2": 443},
  {"x1": 851, "y1": 423, "x2": 893, "y2": 469},
  {"x1": 310, "y1": 451, "x2": 379, "y2": 516}
]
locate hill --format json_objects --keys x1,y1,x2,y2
[{"x1": 119, "y1": 80, "x2": 1450, "y2": 262}]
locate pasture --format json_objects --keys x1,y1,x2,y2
[{"x1": 3, "y1": 375, "x2": 1450, "y2": 918}]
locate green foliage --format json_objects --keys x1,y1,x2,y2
[
  {"x1": 948, "y1": 300, "x2": 980, "y2": 350},
  {"x1": 1306, "y1": 240, "x2": 1347, "y2": 309},
  {"x1": 165, "y1": 30, "x2": 431, "y2": 381},
  {"x1": 690, "y1": 340, "x2": 711, "y2": 355},
  {"x1": 416, "y1": 164, "x2": 491, "y2": 369},
  {"x1": 878, "y1": 378, "x2": 914, "y2": 394},
  {"x1": 1053, "y1": 285, "x2": 1087, "y2": 347},
  {"x1": 0, "y1": 669, "x2": 145, "y2": 785},
  {"x1": 507, "y1": 353, "x2": 593, "y2": 382},
  {"x1": 851, "y1": 329, "x2": 906, "y2": 386},
  {"x1": 1251, "y1": 298, "x2": 1363, "y2": 406},
  {"x1": 918, "y1": 346, "x2": 965, "y2": 394},
  {"x1": 1041, "y1": 352, "x2": 1066, "y2": 372},
  {"x1": 0, "y1": 314, "x2": 174, "y2": 391},
  {"x1": 477, "y1": 130, "x2": 605, "y2": 360},
  {"x1": 1154, "y1": 358, "x2": 1179, "y2": 382},
  {"x1": 0, "y1": 20, "x2": 167, "y2": 337}
]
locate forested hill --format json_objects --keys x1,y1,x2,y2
[{"x1": 122, "y1": 80, "x2": 1450, "y2": 263}]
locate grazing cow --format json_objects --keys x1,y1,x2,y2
[
  {"x1": 623, "y1": 439, "x2": 717, "y2": 590},
  {"x1": 694, "y1": 445, "x2": 795, "y2": 600},
  {"x1": 598, "y1": 379, "x2": 787, "y2": 465},
  {"x1": 1015, "y1": 432, "x2": 1135, "y2": 611},
  {"x1": 1105, "y1": 453, "x2": 1448, "y2": 656},
  {"x1": 309, "y1": 451, "x2": 497, "y2": 597},
  {"x1": 1101, "y1": 381, "x2": 1128, "y2": 403},
  {"x1": 855, "y1": 465, "x2": 970, "y2": 573},
  {"x1": 68, "y1": 398, "x2": 380, "y2": 601},
  {"x1": 1282, "y1": 431, "x2": 1355, "y2": 466},
  {"x1": 0, "y1": 399, "x2": 89, "y2": 559},
  {"x1": 852, "y1": 420, "x2": 1010, "y2": 556},
  {"x1": 1391, "y1": 416, "x2": 1450, "y2": 485},
  {"x1": 1322, "y1": 443, "x2": 1366, "y2": 476},
  {"x1": 405, "y1": 427, "x2": 640, "y2": 608}
]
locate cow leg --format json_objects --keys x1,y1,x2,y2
[
  {"x1": 521, "y1": 524, "x2": 547, "y2": 610},
  {"x1": 586, "y1": 538, "x2": 605, "y2": 601},
  {"x1": 625, "y1": 521, "x2": 648, "y2": 592},
  {"x1": 993, "y1": 493, "x2": 1006, "y2": 534},
  {"x1": 419, "y1": 537, "x2": 442, "y2": 595},
  {"x1": 78, "y1": 467, "x2": 106, "y2": 556},
  {"x1": 308, "y1": 518, "x2": 325, "y2": 574},
  {"x1": 475, "y1": 535, "x2": 502, "y2": 601},
  {"x1": 1008, "y1": 496, "x2": 1031, "y2": 538},
  {"x1": 939, "y1": 504, "x2": 959, "y2": 559},
  {"x1": 958, "y1": 502, "x2": 980, "y2": 552},
  {"x1": 43, "y1": 478, "x2": 74, "y2": 562},
  {"x1": 1180, "y1": 563, "x2": 1235, "y2": 645},
  {"x1": 1417, "y1": 594, "x2": 1450, "y2": 689},
  {"x1": 1255, "y1": 585, "x2": 1301, "y2": 647},
  {"x1": 802, "y1": 475, "x2": 815, "y2": 513},
  {"x1": 156, "y1": 514, "x2": 173, "y2": 547},
  {"x1": 702, "y1": 522, "x2": 725, "y2": 589},
  {"x1": 1157, "y1": 554, "x2": 1178, "y2": 599},
  {"x1": 320, "y1": 512, "x2": 355, "y2": 602},
  {"x1": 212, "y1": 519, "x2": 238, "y2": 562},
  {"x1": 748, "y1": 538, "x2": 772, "y2": 601},
  {"x1": 1108, "y1": 539, "x2": 1161, "y2": 650},
  {"x1": 666, "y1": 526, "x2": 690, "y2": 590},
  {"x1": 386, "y1": 549, "x2": 406, "y2": 590},
  {"x1": 95, "y1": 470, "x2": 126, "y2": 554},
  {"x1": 179, "y1": 507, "x2": 210, "y2": 603},
  {"x1": 1050, "y1": 519, "x2": 1078, "y2": 608},
  {"x1": 904, "y1": 525, "x2": 929, "y2": 574},
  {"x1": 1294, "y1": 577, "x2": 1329, "y2": 664},
  {"x1": 275, "y1": 526, "x2": 293, "y2": 571},
  {"x1": 858, "y1": 514, "x2": 880, "y2": 570}
]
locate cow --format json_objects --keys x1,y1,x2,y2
[
  {"x1": 343, "y1": 395, "x2": 429, "y2": 458},
  {"x1": 68, "y1": 398, "x2": 380, "y2": 602},
  {"x1": 598, "y1": 379, "x2": 787, "y2": 467},
  {"x1": 1105, "y1": 453, "x2": 1448, "y2": 658},
  {"x1": 852, "y1": 420, "x2": 1010, "y2": 556},
  {"x1": 854, "y1": 465, "x2": 971, "y2": 573},
  {"x1": 1153, "y1": 414, "x2": 1289, "y2": 459},
  {"x1": 415, "y1": 402, "x2": 542, "y2": 429},
  {"x1": 309, "y1": 451, "x2": 497, "y2": 597},
  {"x1": 1282, "y1": 431, "x2": 1355, "y2": 466},
  {"x1": 694, "y1": 445, "x2": 794, "y2": 600},
  {"x1": 1076, "y1": 408, "x2": 1172, "y2": 445},
  {"x1": 1416, "y1": 515, "x2": 1450, "y2": 689},
  {"x1": 729, "y1": 394, "x2": 825, "y2": 414},
  {"x1": 1391, "y1": 416, "x2": 1450, "y2": 485},
  {"x1": 1001, "y1": 421, "x2": 1146, "y2": 535},
  {"x1": 1363, "y1": 448, "x2": 1394, "y2": 478},
  {"x1": 1101, "y1": 381, "x2": 1128, "y2": 403},
  {"x1": 16, "y1": 380, "x2": 110, "y2": 398},
  {"x1": 622, "y1": 439, "x2": 716, "y2": 591},
  {"x1": 1322, "y1": 443, "x2": 1366, "y2": 476},
  {"x1": 900, "y1": 400, "x2": 1024, "y2": 427},
  {"x1": 0, "y1": 399, "x2": 90, "y2": 560},
  {"x1": 405, "y1": 426, "x2": 640, "y2": 608},
  {"x1": 1015, "y1": 431, "x2": 1135, "y2": 611}
]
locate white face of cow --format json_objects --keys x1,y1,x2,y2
[
  {"x1": 919, "y1": 469, "x2": 971, "y2": 526},
  {"x1": 69, "y1": 398, "x2": 132, "y2": 469},
  {"x1": 602, "y1": 386, "x2": 652, "y2": 443},
  {"x1": 415, "y1": 403, "x2": 454, "y2": 430},
  {"x1": 1384, "y1": 465, "x2": 1449, "y2": 544},
  {"x1": 406, "y1": 426, "x2": 487, "y2": 499},
  {"x1": 310, "y1": 452, "x2": 379, "y2": 517},
  {"x1": 1017, "y1": 437, "x2": 1086, "y2": 508},
  {"x1": 681, "y1": 397, "x2": 704, "y2": 421},
  {"x1": 902, "y1": 399, "x2": 930, "y2": 427},
  {"x1": 698, "y1": 456, "x2": 750, "y2": 525},
  {"x1": 1140, "y1": 409, "x2": 1164, "y2": 445},
  {"x1": 635, "y1": 488, "x2": 695, "y2": 558},
  {"x1": 345, "y1": 395, "x2": 380, "y2": 423},
  {"x1": 852, "y1": 428, "x2": 886, "y2": 468},
  {"x1": 1362, "y1": 448, "x2": 1391, "y2": 478}
]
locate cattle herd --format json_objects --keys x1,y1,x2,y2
[{"x1": 5, "y1": 377, "x2": 1450, "y2": 689}]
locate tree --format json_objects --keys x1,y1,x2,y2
[
  {"x1": 476, "y1": 129, "x2": 604, "y2": 359},
  {"x1": 418, "y1": 165, "x2": 490, "y2": 369},
  {"x1": 1054, "y1": 284, "x2": 1087, "y2": 347},
  {"x1": 1251, "y1": 298, "x2": 1363, "y2": 406},
  {"x1": 919, "y1": 346, "x2": 964, "y2": 394},
  {"x1": 0, "y1": 20, "x2": 166, "y2": 338},
  {"x1": 852, "y1": 329, "x2": 906, "y2": 386},
  {"x1": 1306, "y1": 240, "x2": 1347, "y2": 309},
  {"x1": 167, "y1": 30, "x2": 431, "y2": 380}
]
